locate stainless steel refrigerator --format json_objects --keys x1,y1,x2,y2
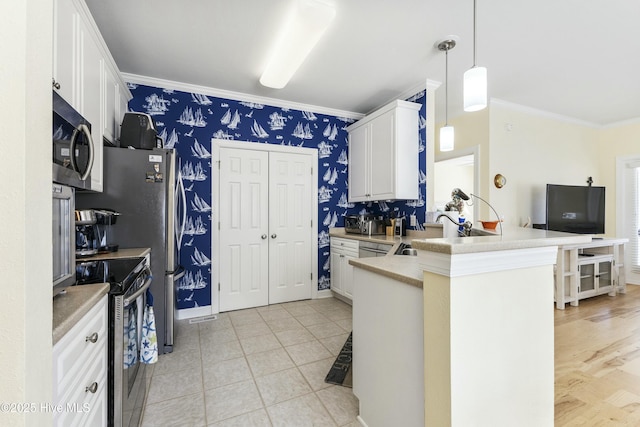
[{"x1": 77, "y1": 146, "x2": 186, "y2": 354}]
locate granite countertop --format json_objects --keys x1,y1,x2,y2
[
  {"x1": 411, "y1": 226, "x2": 592, "y2": 254},
  {"x1": 52, "y1": 283, "x2": 110, "y2": 345},
  {"x1": 349, "y1": 254, "x2": 425, "y2": 288},
  {"x1": 331, "y1": 227, "x2": 442, "y2": 288},
  {"x1": 76, "y1": 247, "x2": 151, "y2": 262},
  {"x1": 329, "y1": 226, "x2": 442, "y2": 254},
  {"x1": 348, "y1": 226, "x2": 594, "y2": 287}
]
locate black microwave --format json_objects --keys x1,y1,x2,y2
[{"x1": 52, "y1": 91, "x2": 94, "y2": 190}]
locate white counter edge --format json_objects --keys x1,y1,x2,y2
[{"x1": 419, "y1": 246, "x2": 559, "y2": 278}]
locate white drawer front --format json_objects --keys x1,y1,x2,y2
[
  {"x1": 54, "y1": 339, "x2": 107, "y2": 427},
  {"x1": 53, "y1": 295, "x2": 107, "y2": 405},
  {"x1": 331, "y1": 237, "x2": 359, "y2": 252}
]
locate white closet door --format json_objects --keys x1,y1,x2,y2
[
  {"x1": 268, "y1": 152, "x2": 313, "y2": 304},
  {"x1": 219, "y1": 148, "x2": 269, "y2": 311}
]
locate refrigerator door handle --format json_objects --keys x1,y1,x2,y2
[
  {"x1": 174, "y1": 265, "x2": 186, "y2": 281},
  {"x1": 175, "y1": 169, "x2": 187, "y2": 250},
  {"x1": 165, "y1": 265, "x2": 186, "y2": 349}
]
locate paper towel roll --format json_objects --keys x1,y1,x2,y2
[{"x1": 442, "y1": 212, "x2": 459, "y2": 239}]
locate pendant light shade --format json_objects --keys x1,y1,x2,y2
[
  {"x1": 440, "y1": 125, "x2": 454, "y2": 152},
  {"x1": 437, "y1": 39, "x2": 456, "y2": 152},
  {"x1": 463, "y1": 0, "x2": 487, "y2": 112},
  {"x1": 463, "y1": 66, "x2": 487, "y2": 112}
]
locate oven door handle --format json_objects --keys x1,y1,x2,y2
[{"x1": 123, "y1": 276, "x2": 153, "y2": 307}]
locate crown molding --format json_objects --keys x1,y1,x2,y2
[
  {"x1": 490, "y1": 98, "x2": 600, "y2": 129},
  {"x1": 122, "y1": 73, "x2": 365, "y2": 121},
  {"x1": 370, "y1": 80, "x2": 435, "y2": 115},
  {"x1": 602, "y1": 115, "x2": 640, "y2": 129}
]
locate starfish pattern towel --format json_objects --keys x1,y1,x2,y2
[{"x1": 140, "y1": 288, "x2": 158, "y2": 364}]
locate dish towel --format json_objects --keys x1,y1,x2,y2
[
  {"x1": 123, "y1": 310, "x2": 137, "y2": 369},
  {"x1": 140, "y1": 288, "x2": 158, "y2": 364}
]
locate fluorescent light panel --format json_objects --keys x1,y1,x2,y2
[{"x1": 260, "y1": 0, "x2": 336, "y2": 89}]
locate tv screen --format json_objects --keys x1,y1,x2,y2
[{"x1": 546, "y1": 184, "x2": 605, "y2": 234}]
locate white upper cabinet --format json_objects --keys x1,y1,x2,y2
[
  {"x1": 347, "y1": 100, "x2": 420, "y2": 203},
  {"x1": 53, "y1": 0, "x2": 132, "y2": 192},
  {"x1": 52, "y1": 0, "x2": 76, "y2": 104}
]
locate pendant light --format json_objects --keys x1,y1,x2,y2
[
  {"x1": 438, "y1": 39, "x2": 456, "y2": 152},
  {"x1": 463, "y1": 0, "x2": 487, "y2": 112}
]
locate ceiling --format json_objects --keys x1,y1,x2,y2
[{"x1": 85, "y1": 0, "x2": 640, "y2": 126}]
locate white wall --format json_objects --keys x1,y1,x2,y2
[
  {"x1": 0, "y1": 1, "x2": 53, "y2": 425},
  {"x1": 597, "y1": 120, "x2": 640, "y2": 237},
  {"x1": 488, "y1": 102, "x2": 600, "y2": 228},
  {"x1": 436, "y1": 101, "x2": 603, "y2": 231}
]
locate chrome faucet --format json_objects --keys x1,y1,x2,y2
[{"x1": 436, "y1": 213, "x2": 473, "y2": 237}]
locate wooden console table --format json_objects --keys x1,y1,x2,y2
[{"x1": 555, "y1": 238, "x2": 628, "y2": 309}]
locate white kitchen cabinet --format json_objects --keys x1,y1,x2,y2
[
  {"x1": 103, "y1": 63, "x2": 131, "y2": 144},
  {"x1": 347, "y1": 99, "x2": 420, "y2": 203},
  {"x1": 330, "y1": 237, "x2": 359, "y2": 302},
  {"x1": 53, "y1": 0, "x2": 132, "y2": 192},
  {"x1": 53, "y1": 294, "x2": 108, "y2": 427},
  {"x1": 52, "y1": 0, "x2": 76, "y2": 104}
]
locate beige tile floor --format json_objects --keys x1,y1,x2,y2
[{"x1": 140, "y1": 297, "x2": 359, "y2": 427}]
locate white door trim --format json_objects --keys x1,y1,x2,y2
[
  {"x1": 616, "y1": 154, "x2": 640, "y2": 285},
  {"x1": 212, "y1": 139, "x2": 319, "y2": 313}
]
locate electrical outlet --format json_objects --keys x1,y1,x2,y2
[{"x1": 410, "y1": 214, "x2": 417, "y2": 226}]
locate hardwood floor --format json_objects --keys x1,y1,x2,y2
[{"x1": 555, "y1": 285, "x2": 640, "y2": 425}]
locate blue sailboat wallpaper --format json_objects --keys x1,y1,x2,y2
[{"x1": 127, "y1": 83, "x2": 427, "y2": 311}]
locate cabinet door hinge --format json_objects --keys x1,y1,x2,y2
[
  {"x1": 311, "y1": 220, "x2": 313, "y2": 228},
  {"x1": 218, "y1": 222, "x2": 220, "y2": 230},
  {"x1": 310, "y1": 273, "x2": 313, "y2": 280},
  {"x1": 217, "y1": 160, "x2": 221, "y2": 170},
  {"x1": 218, "y1": 283, "x2": 220, "y2": 291}
]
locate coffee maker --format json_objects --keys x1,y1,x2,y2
[
  {"x1": 93, "y1": 208, "x2": 120, "y2": 252},
  {"x1": 75, "y1": 209, "x2": 98, "y2": 257},
  {"x1": 75, "y1": 208, "x2": 120, "y2": 256}
]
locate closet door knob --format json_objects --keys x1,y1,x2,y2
[
  {"x1": 86, "y1": 332, "x2": 98, "y2": 343},
  {"x1": 85, "y1": 382, "x2": 98, "y2": 394},
  {"x1": 261, "y1": 234, "x2": 267, "y2": 240},
  {"x1": 271, "y1": 234, "x2": 277, "y2": 239}
]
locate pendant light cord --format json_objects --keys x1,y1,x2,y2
[
  {"x1": 473, "y1": 0, "x2": 477, "y2": 68},
  {"x1": 445, "y1": 47, "x2": 449, "y2": 126}
]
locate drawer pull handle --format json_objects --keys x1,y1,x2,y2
[
  {"x1": 85, "y1": 382, "x2": 98, "y2": 394},
  {"x1": 86, "y1": 332, "x2": 98, "y2": 343}
]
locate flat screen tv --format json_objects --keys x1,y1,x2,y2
[{"x1": 545, "y1": 184, "x2": 605, "y2": 234}]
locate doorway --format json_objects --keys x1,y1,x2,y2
[{"x1": 434, "y1": 148, "x2": 478, "y2": 223}]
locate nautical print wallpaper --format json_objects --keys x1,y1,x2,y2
[{"x1": 126, "y1": 83, "x2": 427, "y2": 311}]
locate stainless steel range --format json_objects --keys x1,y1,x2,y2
[{"x1": 76, "y1": 256, "x2": 151, "y2": 427}]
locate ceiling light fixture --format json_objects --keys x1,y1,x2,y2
[
  {"x1": 438, "y1": 39, "x2": 456, "y2": 152},
  {"x1": 259, "y1": 0, "x2": 336, "y2": 89},
  {"x1": 463, "y1": 0, "x2": 487, "y2": 112}
]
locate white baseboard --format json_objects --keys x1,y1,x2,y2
[
  {"x1": 315, "y1": 289, "x2": 334, "y2": 299},
  {"x1": 176, "y1": 305, "x2": 213, "y2": 320}
]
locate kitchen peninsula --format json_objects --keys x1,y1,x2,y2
[{"x1": 350, "y1": 227, "x2": 591, "y2": 427}]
